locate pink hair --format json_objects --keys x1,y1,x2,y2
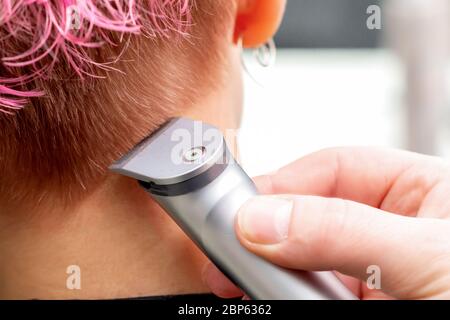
[{"x1": 0, "y1": 0, "x2": 191, "y2": 113}]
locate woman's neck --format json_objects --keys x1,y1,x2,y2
[
  {"x1": 0, "y1": 53, "x2": 243, "y2": 298},
  {"x1": 0, "y1": 175, "x2": 210, "y2": 299}
]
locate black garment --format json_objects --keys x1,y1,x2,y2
[{"x1": 125, "y1": 293, "x2": 234, "y2": 301}]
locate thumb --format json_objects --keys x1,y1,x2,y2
[{"x1": 235, "y1": 195, "x2": 446, "y2": 297}]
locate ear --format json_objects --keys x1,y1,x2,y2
[{"x1": 233, "y1": 0, "x2": 286, "y2": 48}]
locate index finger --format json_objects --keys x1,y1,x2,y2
[{"x1": 253, "y1": 147, "x2": 440, "y2": 208}]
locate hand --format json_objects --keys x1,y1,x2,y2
[{"x1": 202, "y1": 147, "x2": 450, "y2": 299}]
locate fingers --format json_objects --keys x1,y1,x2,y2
[
  {"x1": 203, "y1": 148, "x2": 450, "y2": 298},
  {"x1": 334, "y1": 273, "x2": 361, "y2": 297},
  {"x1": 202, "y1": 262, "x2": 243, "y2": 298},
  {"x1": 202, "y1": 259, "x2": 363, "y2": 299},
  {"x1": 252, "y1": 147, "x2": 440, "y2": 208},
  {"x1": 235, "y1": 195, "x2": 450, "y2": 298}
]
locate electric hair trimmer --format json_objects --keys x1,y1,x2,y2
[{"x1": 110, "y1": 117, "x2": 356, "y2": 300}]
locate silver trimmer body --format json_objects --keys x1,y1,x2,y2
[{"x1": 110, "y1": 117, "x2": 356, "y2": 300}]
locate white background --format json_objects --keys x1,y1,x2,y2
[{"x1": 239, "y1": 49, "x2": 450, "y2": 176}]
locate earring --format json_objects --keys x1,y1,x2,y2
[
  {"x1": 253, "y1": 38, "x2": 277, "y2": 68},
  {"x1": 238, "y1": 36, "x2": 277, "y2": 86}
]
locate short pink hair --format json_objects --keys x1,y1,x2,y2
[{"x1": 0, "y1": 0, "x2": 192, "y2": 113}]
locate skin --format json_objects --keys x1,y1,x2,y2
[
  {"x1": 203, "y1": 147, "x2": 450, "y2": 299},
  {"x1": 0, "y1": 0, "x2": 286, "y2": 299},
  {"x1": 234, "y1": 0, "x2": 286, "y2": 46}
]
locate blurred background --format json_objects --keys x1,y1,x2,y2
[{"x1": 239, "y1": 0, "x2": 450, "y2": 176}]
